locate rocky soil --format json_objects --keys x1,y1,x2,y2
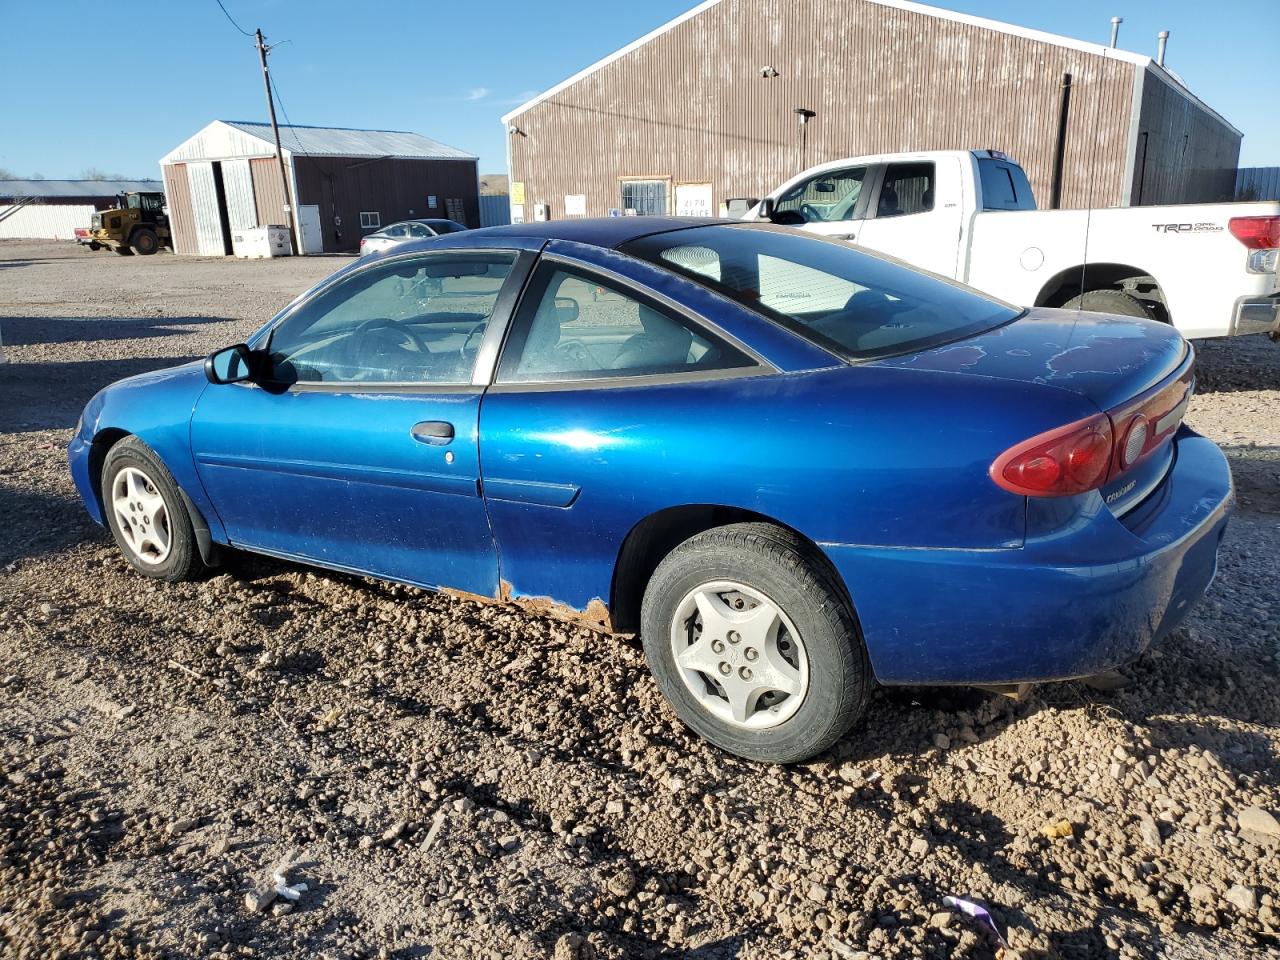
[{"x1": 1, "y1": 239, "x2": 1277, "y2": 960}]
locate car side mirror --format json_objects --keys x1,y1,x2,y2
[
  {"x1": 757, "y1": 197, "x2": 776, "y2": 221},
  {"x1": 205, "y1": 344, "x2": 256, "y2": 384}
]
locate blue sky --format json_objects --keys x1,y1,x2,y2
[{"x1": 0, "y1": 0, "x2": 1275, "y2": 180}]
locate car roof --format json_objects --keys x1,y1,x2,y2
[
  {"x1": 464, "y1": 216, "x2": 734, "y2": 249},
  {"x1": 362, "y1": 216, "x2": 743, "y2": 261}
]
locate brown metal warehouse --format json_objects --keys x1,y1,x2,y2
[
  {"x1": 501, "y1": 0, "x2": 1241, "y2": 220},
  {"x1": 160, "y1": 121, "x2": 478, "y2": 255}
]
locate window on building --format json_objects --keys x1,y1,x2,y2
[
  {"x1": 620, "y1": 179, "x2": 668, "y2": 216},
  {"x1": 775, "y1": 166, "x2": 869, "y2": 223},
  {"x1": 496, "y1": 265, "x2": 753, "y2": 383},
  {"x1": 875, "y1": 163, "x2": 935, "y2": 218},
  {"x1": 445, "y1": 198, "x2": 466, "y2": 223},
  {"x1": 360, "y1": 211, "x2": 381, "y2": 230}
]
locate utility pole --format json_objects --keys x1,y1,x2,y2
[{"x1": 255, "y1": 28, "x2": 299, "y2": 254}]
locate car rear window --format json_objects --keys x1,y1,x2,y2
[{"x1": 622, "y1": 224, "x2": 1020, "y2": 361}]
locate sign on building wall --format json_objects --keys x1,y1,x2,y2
[
  {"x1": 511, "y1": 182, "x2": 526, "y2": 205},
  {"x1": 564, "y1": 194, "x2": 586, "y2": 216},
  {"x1": 428, "y1": 195, "x2": 438, "y2": 209},
  {"x1": 675, "y1": 183, "x2": 714, "y2": 217},
  {"x1": 511, "y1": 203, "x2": 525, "y2": 224}
]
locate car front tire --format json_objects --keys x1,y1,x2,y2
[
  {"x1": 102, "y1": 437, "x2": 205, "y2": 582},
  {"x1": 641, "y1": 522, "x2": 871, "y2": 763}
]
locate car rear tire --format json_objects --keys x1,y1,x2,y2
[
  {"x1": 102, "y1": 437, "x2": 205, "y2": 582},
  {"x1": 1062, "y1": 288, "x2": 1153, "y2": 319},
  {"x1": 640, "y1": 522, "x2": 871, "y2": 763},
  {"x1": 131, "y1": 228, "x2": 160, "y2": 256}
]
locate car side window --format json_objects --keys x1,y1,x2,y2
[
  {"x1": 775, "y1": 166, "x2": 868, "y2": 223},
  {"x1": 407, "y1": 223, "x2": 433, "y2": 238},
  {"x1": 265, "y1": 253, "x2": 516, "y2": 386},
  {"x1": 875, "y1": 162, "x2": 935, "y2": 218},
  {"x1": 496, "y1": 264, "x2": 754, "y2": 383}
]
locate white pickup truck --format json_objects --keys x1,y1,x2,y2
[{"x1": 738, "y1": 150, "x2": 1280, "y2": 340}]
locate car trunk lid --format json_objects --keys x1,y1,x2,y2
[{"x1": 874, "y1": 307, "x2": 1187, "y2": 412}]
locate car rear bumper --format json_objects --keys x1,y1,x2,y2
[{"x1": 823, "y1": 426, "x2": 1233, "y2": 685}]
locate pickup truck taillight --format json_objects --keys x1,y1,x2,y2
[
  {"x1": 992, "y1": 359, "x2": 1195, "y2": 497},
  {"x1": 1228, "y1": 216, "x2": 1280, "y2": 249}
]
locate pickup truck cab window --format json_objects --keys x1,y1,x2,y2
[
  {"x1": 775, "y1": 166, "x2": 869, "y2": 223},
  {"x1": 496, "y1": 263, "x2": 754, "y2": 383},
  {"x1": 266, "y1": 253, "x2": 517, "y2": 385},
  {"x1": 875, "y1": 162, "x2": 935, "y2": 218},
  {"x1": 978, "y1": 159, "x2": 1037, "y2": 211}
]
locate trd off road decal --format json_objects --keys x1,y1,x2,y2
[{"x1": 1152, "y1": 222, "x2": 1224, "y2": 234}]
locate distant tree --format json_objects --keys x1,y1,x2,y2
[{"x1": 0, "y1": 167, "x2": 16, "y2": 179}]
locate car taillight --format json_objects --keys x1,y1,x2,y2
[
  {"x1": 991, "y1": 413, "x2": 1114, "y2": 497},
  {"x1": 1228, "y1": 216, "x2": 1280, "y2": 250},
  {"x1": 992, "y1": 356, "x2": 1195, "y2": 498}
]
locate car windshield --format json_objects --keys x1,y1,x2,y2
[{"x1": 622, "y1": 224, "x2": 1020, "y2": 360}]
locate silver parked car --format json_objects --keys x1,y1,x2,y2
[{"x1": 359, "y1": 218, "x2": 468, "y2": 255}]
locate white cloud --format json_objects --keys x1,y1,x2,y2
[{"x1": 465, "y1": 87, "x2": 490, "y2": 101}]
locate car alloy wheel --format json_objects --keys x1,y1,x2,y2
[
  {"x1": 110, "y1": 466, "x2": 172, "y2": 565},
  {"x1": 669, "y1": 579, "x2": 809, "y2": 729}
]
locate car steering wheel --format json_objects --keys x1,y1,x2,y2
[
  {"x1": 338, "y1": 317, "x2": 432, "y2": 380},
  {"x1": 801, "y1": 203, "x2": 833, "y2": 223}
]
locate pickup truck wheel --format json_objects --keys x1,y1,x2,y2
[
  {"x1": 640, "y1": 522, "x2": 871, "y2": 763},
  {"x1": 1062, "y1": 289, "x2": 1153, "y2": 319},
  {"x1": 131, "y1": 228, "x2": 160, "y2": 256},
  {"x1": 102, "y1": 437, "x2": 205, "y2": 582}
]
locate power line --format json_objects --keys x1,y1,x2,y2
[{"x1": 213, "y1": 0, "x2": 254, "y2": 37}]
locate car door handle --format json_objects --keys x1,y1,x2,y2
[{"x1": 411, "y1": 421, "x2": 454, "y2": 446}]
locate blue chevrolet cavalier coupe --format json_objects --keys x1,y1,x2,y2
[{"x1": 69, "y1": 219, "x2": 1233, "y2": 762}]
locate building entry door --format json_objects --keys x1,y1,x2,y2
[{"x1": 297, "y1": 204, "x2": 323, "y2": 254}]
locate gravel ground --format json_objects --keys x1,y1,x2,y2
[{"x1": 1, "y1": 239, "x2": 1277, "y2": 960}]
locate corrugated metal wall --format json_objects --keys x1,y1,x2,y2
[
  {"x1": 1234, "y1": 167, "x2": 1280, "y2": 202},
  {"x1": 222, "y1": 159, "x2": 258, "y2": 231},
  {"x1": 250, "y1": 158, "x2": 289, "y2": 227},
  {"x1": 1130, "y1": 69, "x2": 1240, "y2": 205},
  {"x1": 186, "y1": 162, "x2": 226, "y2": 256},
  {"x1": 292, "y1": 156, "x2": 479, "y2": 252},
  {"x1": 479, "y1": 193, "x2": 511, "y2": 226},
  {"x1": 162, "y1": 163, "x2": 199, "y2": 256},
  {"x1": 0, "y1": 203, "x2": 94, "y2": 239},
  {"x1": 507, "y1": 0, "x2": 1223, "y2": 218}
]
